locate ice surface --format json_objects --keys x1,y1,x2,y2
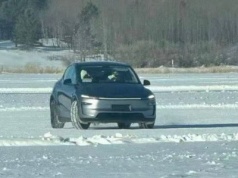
[{"x1": 0, "y1": 73, "x2": 238, "y2": 177}]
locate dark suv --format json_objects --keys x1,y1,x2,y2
[{"x1": 50, "y1": 61, "x2": 156, "y2": 129}]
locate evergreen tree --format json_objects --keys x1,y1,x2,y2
[
  {"x1": 73, "y1": 2, "x2": 100, "y2": 60},
  {"x1": 14, "y1": 8, "x2": 41, "y2": 46},
  {"x1": 0, "y1": 0, "x2": 47, "y2": 45}
]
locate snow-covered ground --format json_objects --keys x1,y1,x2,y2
[
  {"x1": 0, "y1": 73, "x2": 238, "y2": 177},
  {"x1": 0, "y1": 40, "x2": 67, "y2": 68}
]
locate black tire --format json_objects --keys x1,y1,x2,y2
[
  {"x1": 117, "y1": 123, "x2": 131, "y2": 129},
  {"x1": 139, "y1": 122, "x2": 155, "y2": 129},
  {"x1": 50, "y1": 100, "x2": 65, "y2": 128},
  {"x1": 71, "y1": 100, "x2": 90, "y2": 130}
]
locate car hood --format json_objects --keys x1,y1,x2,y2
[{"x1": 80, "y1": 83, "x2": 151, "y2": 98}]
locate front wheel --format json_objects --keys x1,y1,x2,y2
[
  {"x1": 139, "y1": 122, "x2": 155, "y2": 129},
  {"x1": 50, "y1": 100, "x2": 65, "y2": 128},
  {"x1": 71, "y1": 100, "x2": 90, "y2": 130}
]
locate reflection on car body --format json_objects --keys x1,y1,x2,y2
[{"x1": 50, "y1": 61, "x2": 156, "y2": 129}]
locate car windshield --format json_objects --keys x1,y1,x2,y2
[{"x1": 78, "y1": 65, "x2": 140, "y2": 84}]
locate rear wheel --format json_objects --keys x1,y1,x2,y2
[
  {"x1": 117, "y1": 123, "x2": 131, "y2": 129},
  {"x1": 139, "y1": 122, "x2": 155, "y2": 129},
  {"x1": 50, "y1": 100, "x2": 65, "y2": 128},
  {"x1": 71, "y1": 100, "x2": 90, "y2": 130}
]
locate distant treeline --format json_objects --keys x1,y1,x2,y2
[{"x1": 1, "y1": 0, "x2": 238, "y2": 67}]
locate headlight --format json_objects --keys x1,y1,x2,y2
[
  {"x1": 81, "y1": 95, "x2": 98, "y2": 100},
  {"x1": 147, "y1": 94, "x2": 155, "y2": 106},
  {"x1": 81, "y1": 94, "x2": 90, "y2": 98},
  {"x1": 148, "y1": 95, "x2": 155, "y2": 99},
  {"x1": 81, "y1": 95, "x2": 99, "y2": 106}
]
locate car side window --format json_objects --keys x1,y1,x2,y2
[{"x1": 63, "y1": 66, "x2": 76, "y2": 84}]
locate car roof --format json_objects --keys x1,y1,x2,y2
[{"x1": 75, "y1": 61, "x2": 130, "y2": 67}]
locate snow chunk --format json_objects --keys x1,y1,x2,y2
[
  {"x1": 186, "y1": 170, "x2": 197, "y2": 175},
  {"x1": 1, "y1": 132, "x2": 238, "y2": 147}
]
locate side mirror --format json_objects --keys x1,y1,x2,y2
[
  {"x1": 143, "y1": 79, "x2": 150, "y2": 86},
  {"x1": 63, "y1": 78, "x2": 72, "y2": 85}
]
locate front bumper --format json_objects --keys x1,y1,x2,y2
[{"x1": 78, "y1": 97, "x2": 156, "y2": 123}]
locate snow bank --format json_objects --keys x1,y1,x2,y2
[
  {"x1": 0, "y1": 107, "x2": 48, "y2": 112},
  {"x1": 147, "y1": 85, "x2": 238, "y2": 92},
  {"x1": 1, "y1": 132, "x2": 238, "y2": 147},
  {"x1": 157, "y1": 104, "x2": 238, "y2": 109},
  {"x1": 68, "y1": 133, "x2": 238, "y2": 145},
  {"x1": 0, "y1": 40, "x2": 67, "y2": 68}
]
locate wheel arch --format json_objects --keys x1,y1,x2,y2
[
  {"x1": 71, "y1": 94, "x2": 79, "y2": 103},
  {"x1": 50, "y1": 95, "x2": 55, "y2": 103}
]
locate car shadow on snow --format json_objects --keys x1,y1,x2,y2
[
  {"x1": 90, "y1": 126, "x2": 138, "y2": 130},
  {"x1": 154, "y1": 123, "x2": 238, "y2": 129}
]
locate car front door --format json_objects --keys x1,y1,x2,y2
[{"x1": 57, "y1": 65, "x2": 77, "y2": 119}]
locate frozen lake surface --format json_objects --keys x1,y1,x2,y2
[{"x1": 0, "y1": 73, "x2": 238, "y2": 178}]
